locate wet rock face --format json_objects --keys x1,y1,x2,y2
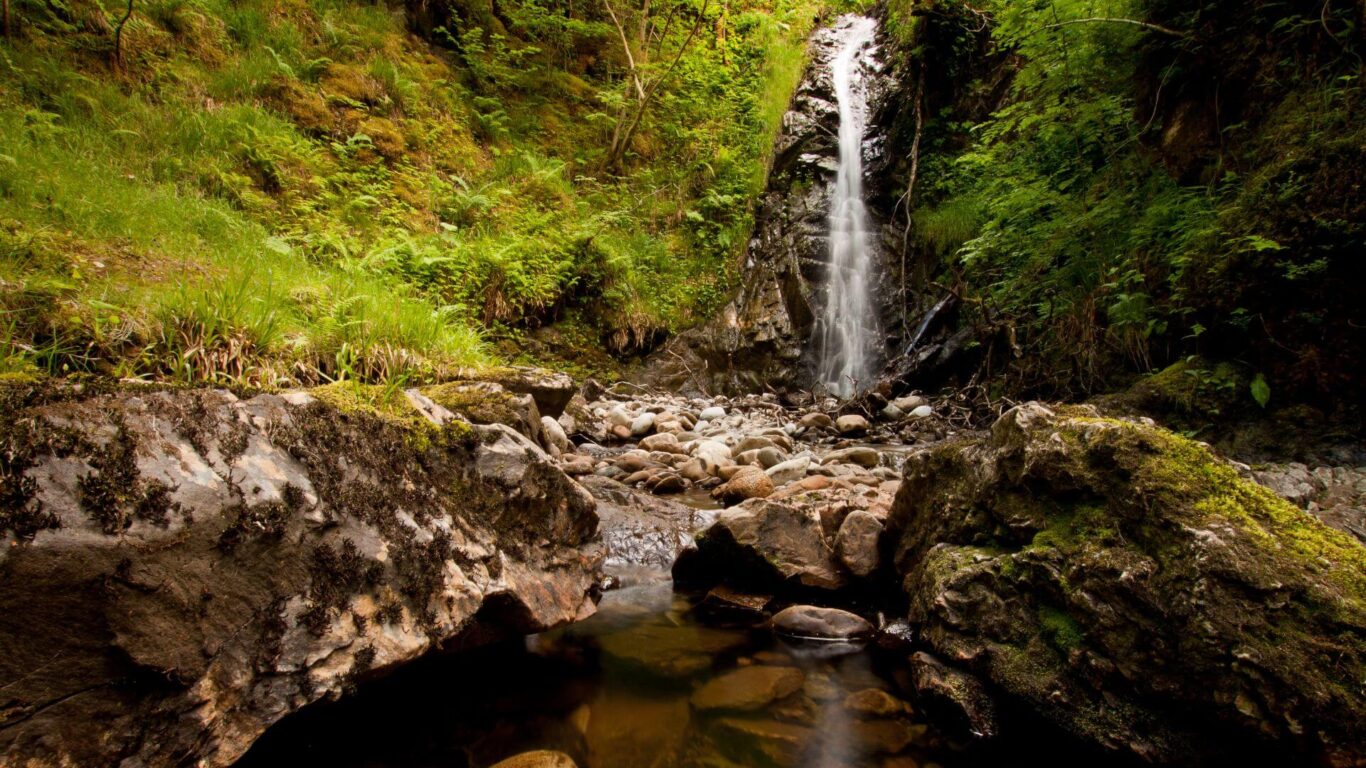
[
  {"x1": 641, "y1": 22, "x2": 895, "y2": 396},
  {"x1": 888, "y1": 403, "x2": 1366, "y2": 766},
  {"x1": 0, "y1": 381, "x2": 602, "y2": 768}
]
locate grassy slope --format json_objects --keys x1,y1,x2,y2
[{"x1": 0, "y1": 0, "x2": 821, "y2": 386}]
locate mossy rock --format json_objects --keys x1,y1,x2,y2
[
  {"x1": 422, "y1": 380, "x2": 542, "y2": 444},
  {"x1": 888, "y1": 403, "x2": 1366, "y2": 766}
]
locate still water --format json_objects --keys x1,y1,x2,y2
[{"x1": 236, "y1": 580, "x2": 998, "y2": 768}]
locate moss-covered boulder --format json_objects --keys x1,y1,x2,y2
[
  {"x1": 0, "y1": 378, "x2": 603, "y2": 767},
  {"x1": 888, "y1": 403, "x2": 1366, "y2": 766},
  {"x1": 424, "y1": 380, "x2": 545, "y2": 446}
]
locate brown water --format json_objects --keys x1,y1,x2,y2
[{"x1": 235, "y1": 580, "x2": 1007, "y2": 768}]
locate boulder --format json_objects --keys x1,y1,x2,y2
[
  {"x1": 424, "y1": 380, "x2": 542, "y2": 443},
  {"x1": 770, "y1": 605, "x2": 873, "y2": 640},
  {"x1": 462, "y1": 366, "x2": 576, "y2": 418},
  {"x1": 0, "y1": 381, "x2": 602, "y2": 768},
  {"x1": 673, "y1": 501, "x2": 844, "y2": 591},
  {"x1": 712, "y1": 466, "x2": 776, "y2": 504},
  {"x1": 834, "y1": 510, "x2": 882, "y2": 577},
  {"x1": 578, "y1": 475, "x2": 697, "y2": 570},
  {"x1": 835, "y1": 414, "x2": 869, "y2": 436},
  {"x1": 888, "y1": 403, "x2": 1366, "y2": 765}
]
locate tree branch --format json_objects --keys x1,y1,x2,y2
[
  {"x1": 1040, "y1": 17, "x2": 1186, "y2": 38},
  {"x1": 604, "y1": 0, "x2": 647, "y2": 100}
]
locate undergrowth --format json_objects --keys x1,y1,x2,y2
[{"x1": 0, "y1": 0, "x2": 823, "y2": 385}]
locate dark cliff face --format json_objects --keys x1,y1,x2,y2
[{"x1": 642, "y1": 17, "x2": 903, "y2": 397}]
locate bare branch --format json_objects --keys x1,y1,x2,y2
[
  {"x1": 1040, "y1": 17, "x2": 1186, "y2": 38},
  {"x1": 603, "y1": 0, "x2": 647, "y2": 100}
]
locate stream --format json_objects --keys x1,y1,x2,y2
[{"x1": 234, "y1": 572, "x2": 1102, "y2": 768}]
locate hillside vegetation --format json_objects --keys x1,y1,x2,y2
[
  {"x1": 0, "y1": 0, "x2": 820, "y2": 385},
  {"x1": 885, "y1": 0, "x2": 1363, "y2": 410}
]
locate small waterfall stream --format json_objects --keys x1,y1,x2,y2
[{"x1": 815, "y1": 15, "x2": 880, "y2": 398}]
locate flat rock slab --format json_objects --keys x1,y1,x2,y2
[
  {"x1": 690, "y1": 666, "x2": 805, "y2": 711},
  {"x1": 771, "y1": 605, "x2": 873, "y2": 640}
]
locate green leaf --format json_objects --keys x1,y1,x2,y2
[{"x1": 1250, "y1": 373, "x2": 1271, "y2": 409}]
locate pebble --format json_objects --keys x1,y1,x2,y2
[
  {"x1": 699, "y1": 406, "x2": 727, "y2": 421},
  {"x1": 630, "y1": 411, "x2": 656, "y2": 436}
]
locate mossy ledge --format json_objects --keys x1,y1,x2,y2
[
  {"x1": 0, "y1": 378, "x2": 602, "y2": 767},
  {"x1": 888, "y1": 403, "x2": 1366, "y2": 766}
]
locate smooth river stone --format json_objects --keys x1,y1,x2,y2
[
  {"x1": 771, "y1": 605, "x2": 873, "y2": 640},
  {"x1": 690, "y1": 665, "x2": 805, "y2": 711}
]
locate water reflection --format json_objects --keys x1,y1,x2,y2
[{"x1": 236, "y1": 581, "x2": 964, "y2": 768}]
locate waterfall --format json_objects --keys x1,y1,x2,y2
[{"x1": 815, "y1": 15, "x2": 880, "y2": 398}]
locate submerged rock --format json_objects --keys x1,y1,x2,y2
[
  {"x1": 0, "y1": 381, "x2": 603, "y2": 768},
  {"x1": 690, "y1": 666, "x2": 805, "y2": 712},
  {"x1": 888, "y1": 403, "x2": 1366, "y2": 765}
]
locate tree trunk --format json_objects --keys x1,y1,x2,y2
[
  {"x1": 113, "y1": 0, "x2": 134, "y2": 66},
  {"x1": 898, "y1": 61, "x2": 925, "y2": 330}
]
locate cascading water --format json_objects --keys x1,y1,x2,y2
[{"x1": 815, "y1": 15, "x2": 880, "y2": 398}]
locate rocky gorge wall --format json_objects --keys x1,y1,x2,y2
[
  {"x1": 0, "y1": 377, "x2": 602, "y2": 767},
  {"x1": 643, "y1": 16, "x2": 906, "y2": 397}
]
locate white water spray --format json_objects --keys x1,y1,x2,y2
[{"x1": 815, "y1": 16, "x2": 880, "y2": 398}]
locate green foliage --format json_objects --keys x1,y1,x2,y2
[
  {"x1": 891, "y1": 0, "x2": 1365, "y2": 400},
  {"x1": 0, "y1": 0, "x2": 820, "y2": 381}
]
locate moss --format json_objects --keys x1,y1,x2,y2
[
  {"x1": 1038, "y1": 605, "x2": 1084, "y2": 652},
  {"x1": 422, "y1": 381, "x2": 523, "y2": 427},
  {"x1": 1082, "y1": 417, "x2": 1366, "y2": 613},
  {"x1": 217, "y1": 484, "x2": 307, "y2": 550},
  {"x1": 76, "y1": 415, "x2": 145, "y2": 535},
  {"x1": 302, "y1": 537, "x2": 384, "y2": 636}
]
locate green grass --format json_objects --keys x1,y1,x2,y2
[{"x1": 0, "y1": 0, "x2": 822, "y2": 384}]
